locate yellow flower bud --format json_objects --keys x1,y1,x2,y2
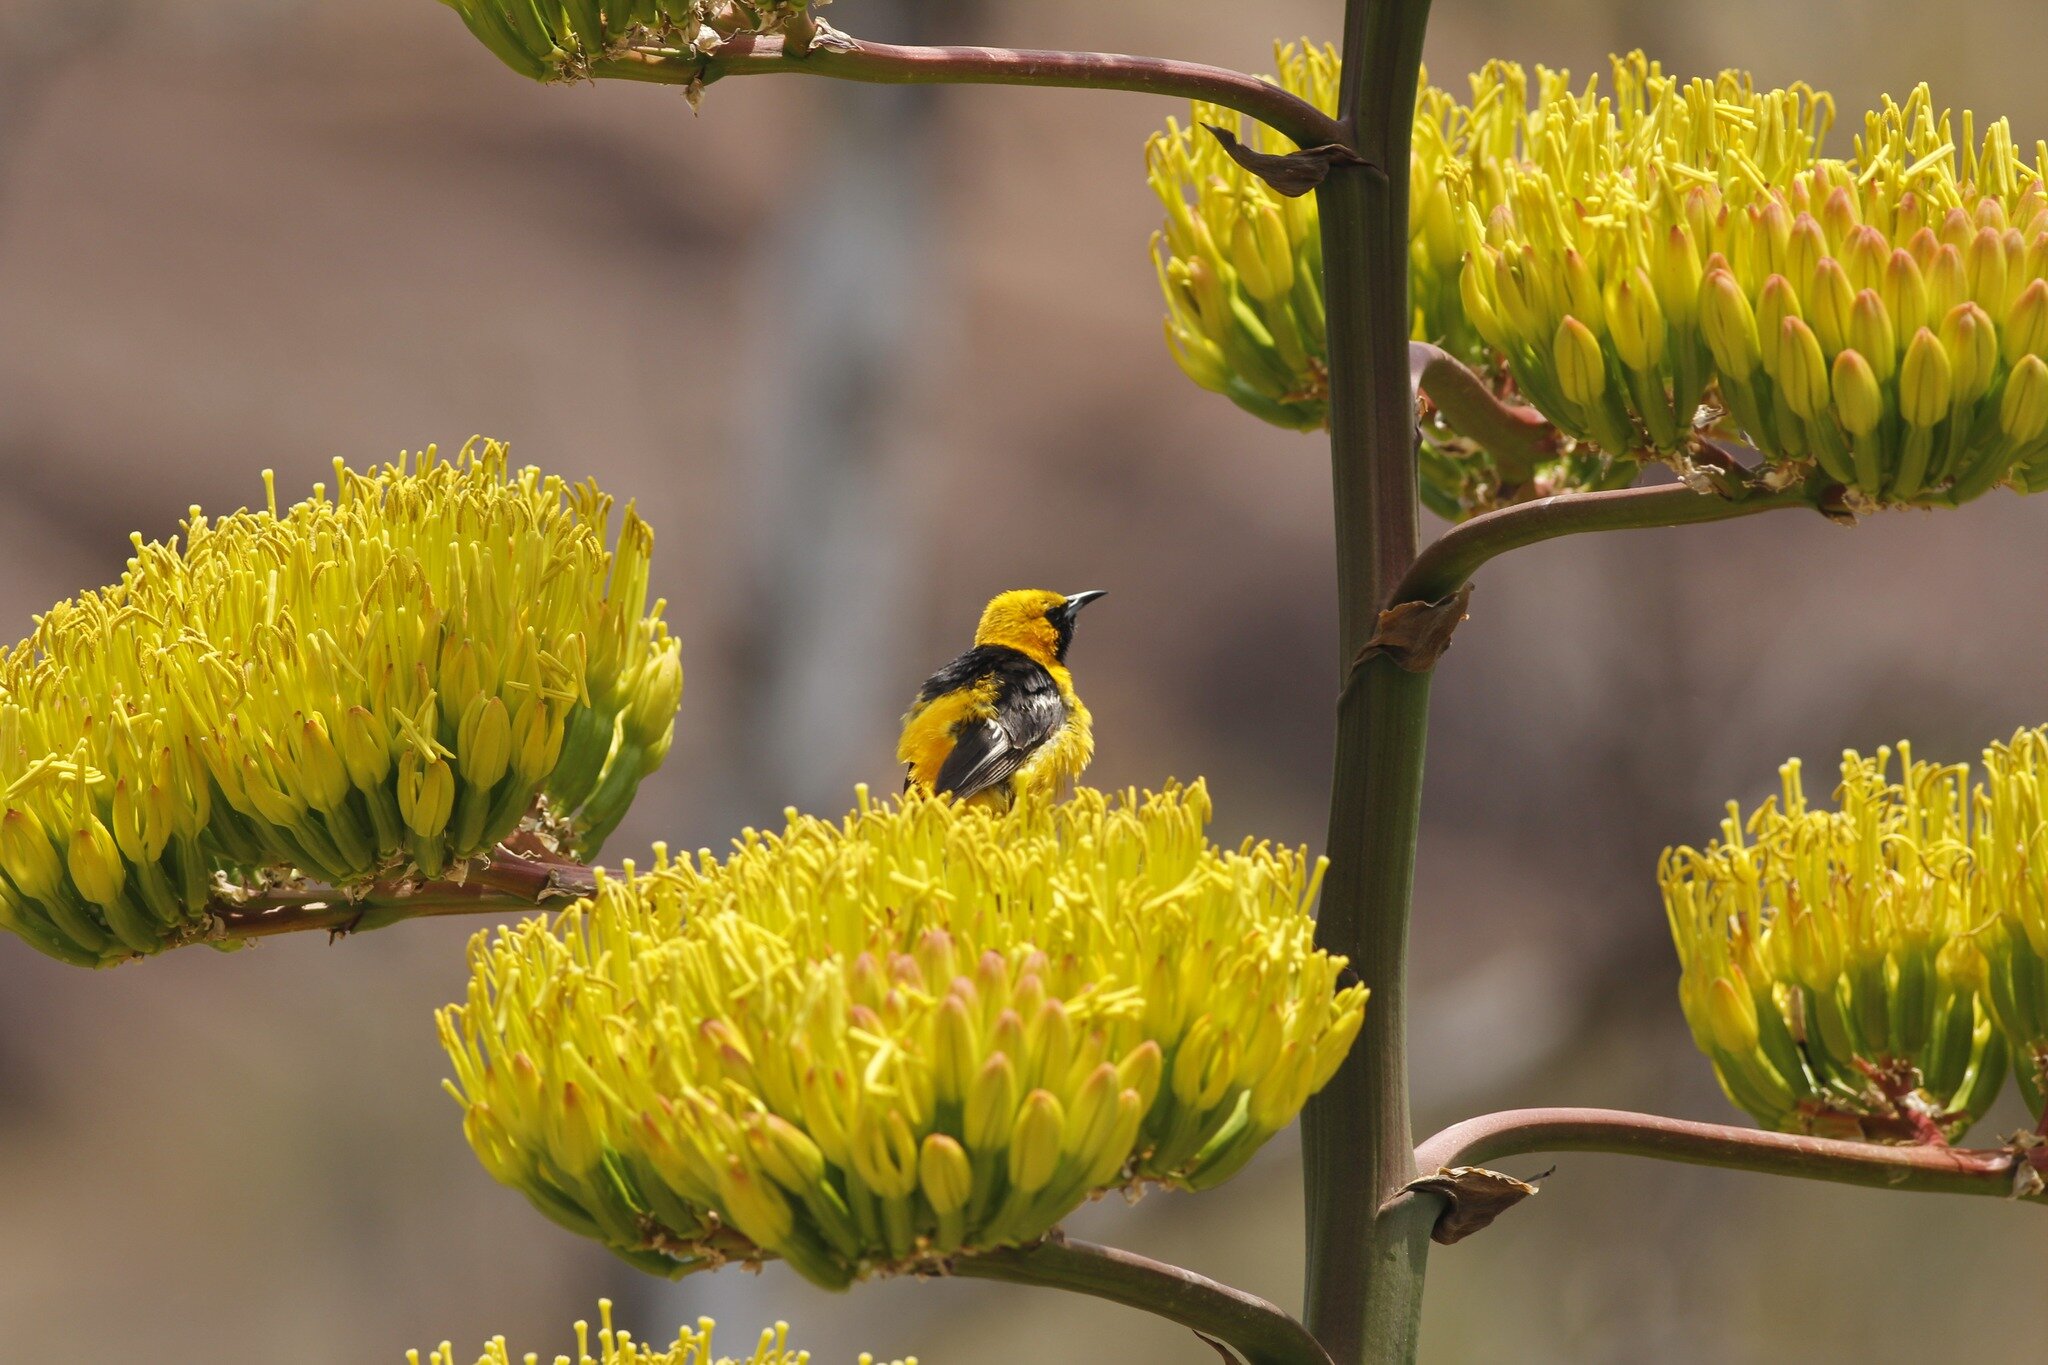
[
  {"x1": 1940, "y1": 301, "x2": 1999, "y2": 403},
  {"x1": 1805, "y1": 257, "x2": 1856, "y2": 355},
  {"x1": 625, "y1": 646, "x2": 684, "y2": 750},
  {"x1": 2005, "y1": 278, "x2": 2048, "y2": 364},
  {"x1": 399, "y1": 752, "x2": 456, "y2": 839},
  {"x1": 1900, "y1": 327, "x2": 1954, "y2": 427},
  {"x1": 1705, "y1": 975, "x2": 1761, "y2": 1056},
  {"x1": 964, "y1": 1052, "x2": 1019, "y2": 1155},
  {"x1": 1553, "y1": 315, "x2": 1608, "y2": 406},
  {"x1": 1847, "y1": 291, "x2": 1897, "y2": 382},
  {"x1": 1882, "y1": 248, "x2": 1930, "y2": 335},
  {"x1": 458, "y1": 696, "x2": 513, "y2": 791},
  {"x1": 66, "y1": 817, "x2": 126, "y2": 909},
  {"x1": 294, "y1": 714, "x2": 352, "y2": 813},
  {"x1": 918, "y1": 1134, "x2": 973, "y2": 1216},
  {"x1": 1773, "y1": 317, "x2": 1831, "y2": 419},
  {"x1": 1230, "y1": 200, "x2": 1296, "y2": 304},
  {"x1": 1607, "y1": 271, "x2": 1668, "y2": 372},
  {"x1": 2000, "y1": 355, "x2": 2048, "y2": 445},
  {"x1": 1831, "y1": 349, "x2": 1884, "y2": 436},
  {"x1": 340, "y1": 705, "x2": 393, "y2": 789},
  {"x1": 1006, "y1": 1091, "x2": 1065, "y2": 1196},
  {"x1": 1701, "y1": 270, "x2": 1763, "y2": 380}
]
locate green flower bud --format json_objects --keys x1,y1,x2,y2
[
  {"x1": 399, "y1": 752, "x2": 456, "y2": 840},
  {"x1": 66, "y1": 817, "x2": 126, "y2": 909},
  {"x1": 624, "y1": 645, "x2": 684, "y2": 750},
  {"x1": 2005, "y1": 278, "x2": 2048, "y2": 364},
  {"x1": 1701, "y1": 270, "x2": 1762, "y2": 380},
  {"x1": 1883, "y1": 248, "x2": 1930, "y2": 335},
  {"x1": 1773, "y1": 317, "x2": 1832, "y2": 418},
  {"x1": 1831, "y1": 348, "x2": 1885, "y2": 436},
  {"x1": 340, "y1": 705, "x2": 393, "y2": 789},
  {"x1": 439, "y1": 784, "x2": 1364, "y2": 1284},
  {"x1": 458, "y1": 696, "x2": 513, "y2": 791},
  {"x1": 1230, "y1": 201, "x2": 1296, "y2": 304},
  {"x1": 1900, "y1": 327, "x2": 1954, "y2": 427},
  {"x1": 1941, "y1": 301, "x2": 1999, "y2": 404},
  {"x1": 1607, "y1": 271, "x2": 1668, "y2": 372},
  {"x1": 1848, "y1": 291, "x2": 1898, "y2": 382},
  {"x1": 918, "y1": 1134, "x2": 973, "y2": 1217},
  {"x1": 2001, "y1": 354, "x2": 2048, "y2": 445},
  {"x1": 1006, "y1": 1091, "x2": 1065, "y2": 1196},
  {"x1": 964, "y1": 1052, "x2": 1020, "y2": 1155},
  {"x1": 0, "y1": 808, "x2": 65, "y2": 906},
  {"x1": 1553, "y1": 315, "x2": 1608, "y2": 406}
]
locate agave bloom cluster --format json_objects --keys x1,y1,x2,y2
[
  {"x1": 1662, "y1": 747, "x2": 2011, "y2": 1140},
  {"x1": 1148, "y1": 42, "x2": 1337, "y2": 434},
  {"x1": 410, "y1": 1300, "x2": 912, "y2": 1365},
  {"x1": 1157, "y1": 49, "x2": 2048, "y2": 515},
  {"x1": 441, "y1": 783, "x2": 1364, "y2": 1288},
  {"x1": 439, "y1": 0, "x2": 817, "y2": 83},
  {"x1": 1463, "y1": 76, "x2": 2048, "y2": 508},
  {"x1": 0, "y1": 444, "x2": 680, "y2": 967}
]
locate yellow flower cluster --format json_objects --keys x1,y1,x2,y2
[
  {"x1": 0, "y1": 443, "x2": 680, "y2": 967},
  {"x1": 1464, "y1": 74, "x2": 2048, "y2": 506},
  {"x1": 1662, "y1": 744, "x2": 2031, "y2": 1140},
  {"x1": 409, "y1": 1299, "x2": 914, "y2": 1365},
  {"x1": 441, "y1": 784, "x2": 1365, "y2": 1288},
  {"x1": 439, "y1": 1, "x2": 816, "y2": 82},
  {"x1": 1157, "y1": 47, "x2": 2048, "y2": 514}
]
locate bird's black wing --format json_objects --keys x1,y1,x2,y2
[{"x1": 928, "y1": 647, "x2": 1067, "y2": 802}]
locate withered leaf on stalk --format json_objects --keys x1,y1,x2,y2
[{"x1": 1202, "y1": 124, "x2": 1374, "y2": 197}]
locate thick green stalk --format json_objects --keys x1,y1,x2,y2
[
  {"x1": 956, "y1": 1239, "x2": 1333, "y2": 1365},
  {"x1": 1301, "y1": 2, "x2": 1436, "y2": 1363}
]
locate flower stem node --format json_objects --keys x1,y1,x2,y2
[
  {"x1": 0, "y1": 443, "x2": 679, "y2": 967},
  {"x1": 439, "y1": 783, "x2": 1366, "y2": 1286}
]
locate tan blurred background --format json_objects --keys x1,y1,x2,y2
[{"x1": 2, "y1": 0, "x2": 2046, "y2": 1360}]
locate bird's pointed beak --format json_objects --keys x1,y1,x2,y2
[{"x1": 1060, "y1": 590, "x2": 1107, "y2": 615}]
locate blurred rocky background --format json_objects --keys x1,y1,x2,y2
[{"x1": 1, "y1": 0, "x2": 2045, "y2": 1360}]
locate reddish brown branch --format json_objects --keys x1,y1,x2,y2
[
  {"x1": 598, "y1": 35, "x2": 1350, "y2": 150},
  {"x1": 207, "y1": 849, "x2": 599, "y2": 941},
  {"x1": 1412, "y1": 1107, "x2": 2047, "y2": 1215}
]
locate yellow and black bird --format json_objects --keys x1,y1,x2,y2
[{"x1": 898, "y1": 589, "x2": 1105, "y2": 808}]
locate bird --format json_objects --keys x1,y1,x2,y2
[{"x1": 898, "y1": 589, "x2": 1106, "y2": 808}]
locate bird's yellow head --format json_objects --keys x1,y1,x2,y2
[{"x1": 972, "y1": 588, "x2": 1106, "y2": 667}]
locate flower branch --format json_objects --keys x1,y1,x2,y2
[
  {"x1": 601, "y1": 34, "x2": 1349, "y2": 150},
  {"x1": 1393, "y1": 480, "x2": 1825, "y2": 609},
  {"x1": 1410, "y1": 342, "x2": 1556, "y2": 485},
  {"x1": 952, "y1": 1236, "x2": 1334, "y2": 1365},
  {"x1": 1412, "y1": 1108, "x2": 2047, "y2": 1223},
  {"x1": 208, "y1": 847, "x2": 598, "y2": 941}
]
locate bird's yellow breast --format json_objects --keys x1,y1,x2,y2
[{"x1": 1010, "y1": 668, "x2": 1093, "y2": 801}]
